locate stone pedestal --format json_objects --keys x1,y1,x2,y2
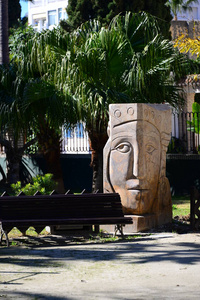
[{"x1": 101, "y1": 214, "x2": 156, "y2": 233}]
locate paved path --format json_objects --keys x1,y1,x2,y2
[{"x1": 0, "y1": 233, "x2": 200, "y2": 299}]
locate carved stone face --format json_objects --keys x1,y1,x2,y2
[{"x1": 109, "y1": 121, "x2": 161, "y2": 214}]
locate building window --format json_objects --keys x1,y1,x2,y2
[
  {"x1": 58, "y1": 8, "x2": 62, "y2": 21},
  {"x1": 63, "y1": 10, "x2": 67, "y2": 20},
  {"x1": 48, "y1": 10, "x2": 56, "y2": 26},
  {"x1": 58, "y1": 8, "x2": 68, "y2": 21}
]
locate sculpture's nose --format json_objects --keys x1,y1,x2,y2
[
  {"x1": 133, "y1": 146, "x2": 138, "y2": 178},
  {"x1": 132, "y1": 146, "x2": 145, "y2": 180}
]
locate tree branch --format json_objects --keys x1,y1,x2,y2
[{"x1": 20, "y1": 137, "x2": 37, "y2": 153}]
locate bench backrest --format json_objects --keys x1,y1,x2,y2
[{"x1": 0, "y1": 193, "x2": 124, "y2": 221}]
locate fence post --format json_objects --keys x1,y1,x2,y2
[{"x1": 190, "y1": 186, "x2": 195, "y2": 229}]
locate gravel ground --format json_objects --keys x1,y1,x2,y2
[{"x1": 1, "y1": 229, "x2": 200, "y2": 300}]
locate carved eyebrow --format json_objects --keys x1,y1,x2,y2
[
  {"x1": 113, "y1": 120, "x2": 161, "y2": 137},
  {"x1": 113, "y1": 120, "x2": 137, "y2": 128},
  {"x1": 111, "y1": 135, "x2": 133, "y2": 141}
]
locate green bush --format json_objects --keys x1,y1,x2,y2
[{"x1": 11, "y1": 173, "x2": 57, "y2": 195}]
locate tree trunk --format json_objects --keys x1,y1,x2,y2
[
  {"x1": 88, "y1": 131, "x2": 108, "y2": 193},
  {"x1": 41, "y1": 144, "x2": 65, "y2": 194},
  {"x1": 0, "y1": 0, "x2": 9, "y2": 65},
  {"x1": 37, "y1": 121, "x2": 65, "y2": 193},
  {"x1": 5, "y1": 146, "x2": 22, "y2": 184}
]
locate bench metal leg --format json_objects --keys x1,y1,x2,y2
[
  {"x1": 0, "y1": 224, "x2": 9, "y2": 247},
  {"x1": 94, "y1": 225, "x2": 100, "y2": 233},
  {"x1": 114, "y1": 224, "x2": 124, "y2": 237}
]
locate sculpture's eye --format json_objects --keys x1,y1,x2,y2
[
  {"x1": 146, "y1": 144, "x2": 156, "y2": 154},
  {"x1": 115, "y1": 142, "x2": 131, "y2": 153}
]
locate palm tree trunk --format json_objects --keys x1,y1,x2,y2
[
  {"x1": 88, "y1": 131, "x2": 108, "y2": 193},
  {"x1": 6, "y1": 147, "x2": 22, "y2": 184},
  {"x1": 41, "y1": 143, "x2": 65, "y2": 193},
  {"x1": 0, "y1": 0, "x2": 9, "y2": 65},
  {"x1": 37, "y1": 120, "x2": 65, "y2": 193}
]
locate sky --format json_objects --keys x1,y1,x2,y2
[{"x1": 20, "y1": 0, "x2": 28, "y2": 18}]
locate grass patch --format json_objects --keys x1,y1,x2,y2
[
  {"x1": 8, "y1": 226, "x2": 49, "y2": 238},
  {"x1": 172, "y1": 196, "x2": 190, "y2": 218}
]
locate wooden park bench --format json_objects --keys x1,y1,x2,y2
[{"x1": 0, "y1": 191, "x2": 133, "y2": 246}]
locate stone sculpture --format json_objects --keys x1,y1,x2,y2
[{"x1": 103, "y1": 103, "x2": 172, "y2": 230}]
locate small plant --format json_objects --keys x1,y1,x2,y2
[
  {"x1": 172, "y1": 204, "x2": 178, "y2": 211},
  {"x1": 11, "y1": 241, "x2": 17, "y2": 246},
  {"x1": 11, "y1": 173, "x2": 57, "y2": 195}
]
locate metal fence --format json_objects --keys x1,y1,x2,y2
[
  {"x1": 60, "y1": 123, "x2": 90, "y2": 154},
  {"x1": 1, "y1": 114, "x2": 200, "y2": 155},
  {"x1": 0, "y1": 123, "x2": 90, "y2": 155},
  {"x1": 169, "y1": 112, "x2": 200, "y2": 154}
]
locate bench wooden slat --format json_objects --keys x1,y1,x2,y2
[{"x1": 2, "y1": 217, "x2": 133, "y2": 226}]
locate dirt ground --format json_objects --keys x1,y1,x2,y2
[{"x1": 1, "y1": 229, "x2": 200, "y2": 300}]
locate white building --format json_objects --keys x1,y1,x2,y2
[
  {"x1": 28, "y1": 0, "x2": 68, "y2": 31},
  {"x1": 175, "y1": 1, "x2": 200, "y2": 21}
]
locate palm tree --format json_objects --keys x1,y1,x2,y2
[
  {"x1": 55, "y1": 12, "x2": 188, "y2": 191},
  {"x1": 9, "y1": 27, "x2": 76, "y2": 192},
  {"x1": 22, "y1": 79, "x2": 74, "y2": 193},
  {"x1": 166, "y1": 0, "x2": 199, "y2": 21},
  {"x1": 0, "y1": 65, "x2": 37, "y2": 183},
  {"x1": 12, "y1": 12, "x2": 188, "y2": 192},
  {"x1": 0, "y1": 0, "x2": 68, "y2": 191},
  {"x1": 0, "y1": 0, "x2": 34, "y2": 185}
]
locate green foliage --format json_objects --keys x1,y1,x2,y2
[
  {"x1": 9, "y1": 23, "x2": 35, "y2": 61},
  {"x1": 0, "y1": 64, "x2": 37, "y2": 150},
  {"x1": 8, "y1": 0, "x2": 21, "y2": 29},
  {"x1": 66, "y1": 0, "x2": 172, "y2": 38},
  {"x1": 11, "y1": 173, "x2": 57, "y2": 195},
  {"x1": 0, "y1": 64, "x2": 35, "y2": 155},
  {"x1": 187, "y1": 102, "x2": 200, "y2": 134},
  {"x1": 58, "y1": 12, "x2": 187, "y2": 121},
  {"x1": 9, "y1": 25, "x2": 76, "y2": 129},
  {"x1": 7, "y1": 11, "x2": 189, "y2": 189}
]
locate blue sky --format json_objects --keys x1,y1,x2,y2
[{"x1": 20, "y1": 0, "x2": 28, "y2": 18}]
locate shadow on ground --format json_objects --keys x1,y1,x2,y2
[
  {"x1": 1, "y1": 231, "x2": 200, "y2": 269},
  {"x1": 0, "y1": 290, "x2": 73, "y2": 299}
]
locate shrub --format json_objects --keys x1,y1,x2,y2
[{"x1": 11, "y1": 173, "x2": 57, "y2": 195}]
